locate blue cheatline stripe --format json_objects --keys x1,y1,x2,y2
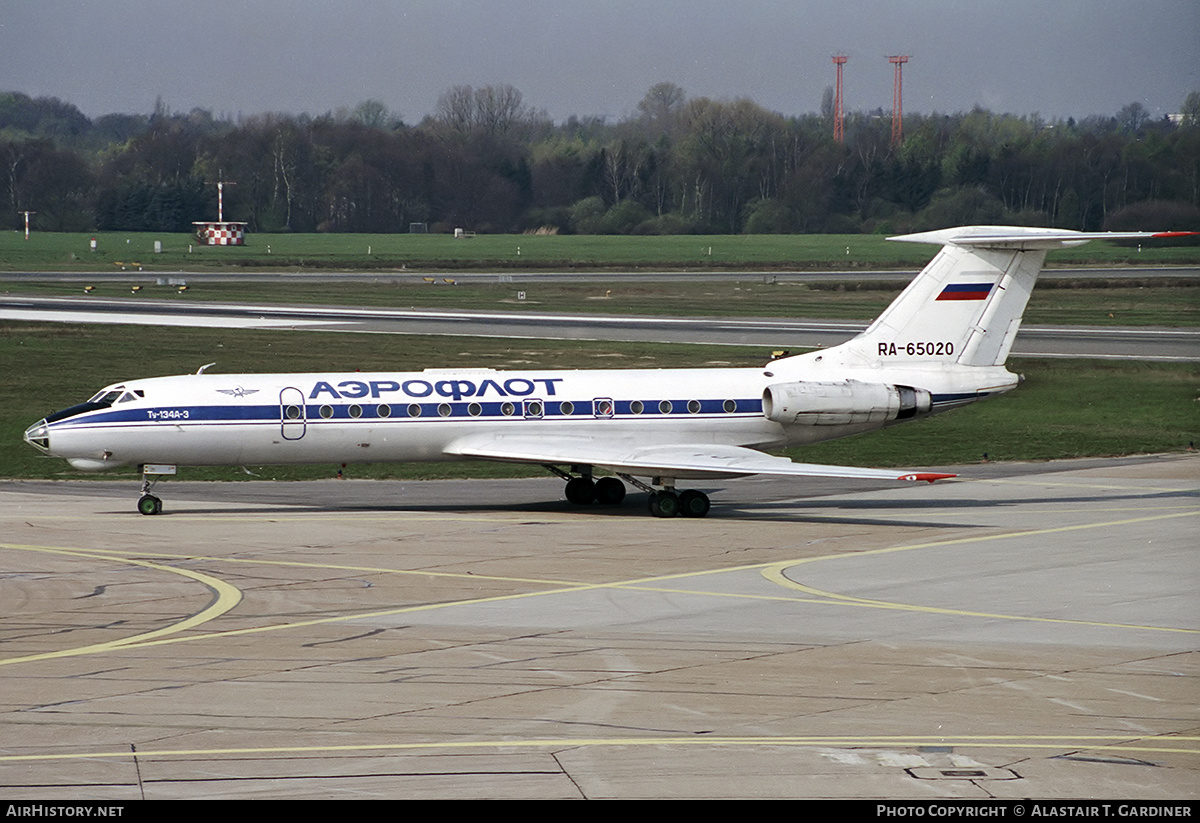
[{"x1": 50, "y1": 398, "x2": 767, "y2": 428}]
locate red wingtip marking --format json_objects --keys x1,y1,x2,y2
[
  {"x1": 899, "y1": 472, "x2": 957, "y2": 483},
  {"x1": 1151, "y1": 231, "x2": 1200, "y2": 238}
]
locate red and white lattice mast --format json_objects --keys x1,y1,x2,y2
[
  {"x1": 888, "y1": 55, "x2": 909, "y2": 147},
  {"x1": 832, "y1": 55, "x2": 848, "y2": 143}
]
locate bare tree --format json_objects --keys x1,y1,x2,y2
[
  {"x1": 435, "y1": 85, "x2": 477, "y2": 135},
  {"x1": 637, "y1": 82, "x2": 686, "y2": 138},
  {"x1": 475, "y1": 84, "x2": 526, "y2": 137}
]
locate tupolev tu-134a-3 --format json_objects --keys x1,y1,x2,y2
[{"x1": 24, "y1": 226, "x2": 1192, "y2": 517}]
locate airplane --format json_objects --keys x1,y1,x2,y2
[{"x1": 23, "y1": 225, "x2": 1192, "y2": 517}]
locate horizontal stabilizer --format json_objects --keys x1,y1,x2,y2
[
  {"x1": 445, "y1": 433, "x2": 955, "y2": 483},
  {"x1": 890, "y1": 226, "x2": 1198, "y2": 251}
]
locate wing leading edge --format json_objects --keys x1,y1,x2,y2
[{"x1": 444, "y1": 433, "x2": 954, "y2": 483}]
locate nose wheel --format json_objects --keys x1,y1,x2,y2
[{"x1": 138, "y1": 494, "x2": 163, "y2": 516}]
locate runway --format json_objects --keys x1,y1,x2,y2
[
  {"x1": 1, "y1": 454, "x2": 1196, "y2": 799},
  {"x1": 3, "y1": 294, "x2": 1197, "y2": 360},
  {"x1": 3, "y1": 266, "x2": 1198, "y2": 284}
]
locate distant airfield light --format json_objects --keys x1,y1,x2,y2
[{"x1": 17, "y1": 210, "x2": 35, "y2": 240}]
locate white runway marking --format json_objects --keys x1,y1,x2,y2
[{"x1": 0, "y1": 308, "x2": 347, "y2": 329}]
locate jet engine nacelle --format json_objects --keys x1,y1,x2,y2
[{"x1": 762, "y1": 380, "x2": 932, "y2": 426}]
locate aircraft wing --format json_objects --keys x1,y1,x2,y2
[{"x1": 444, "y1": 433, "x2": 954, "y2": 483}]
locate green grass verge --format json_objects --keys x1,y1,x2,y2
[
  {"x1": 3, "y1": 322, "x2": 1196, "y2": 482},
  {"x1": 3, "y1": 230, "x2": 1199, "y2": 272}
]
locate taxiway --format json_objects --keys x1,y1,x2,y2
[
  {"x1": 1, "y1": 455, "x2": 1196, "y2": 798},
  {"x1": 2, "y1": 294, "x2": 1196, "y2": 360}
]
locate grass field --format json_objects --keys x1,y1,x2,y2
[
  {"x1": 3, "y1": 322, "x2": 1196, "y2": 483},
  {"x1": 4, "y1": 229, "x2": 1200, "y2": 272}
]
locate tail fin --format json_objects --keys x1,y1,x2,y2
[{"x1": 839, "y1": 226, "x2": 1186, "y2": 368}]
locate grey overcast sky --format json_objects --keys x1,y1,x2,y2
[{"x1": 2, "y1": 0, "x2": 1197, "y2": 123}]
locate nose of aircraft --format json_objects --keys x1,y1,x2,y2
[{"x1": 24, "y1": 418, "x2": 50, "y2": 453}]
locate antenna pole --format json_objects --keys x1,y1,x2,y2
[
  {"x1": 210, "y1": 173, "x2": 236, "y2": 222},
  {"x1": 831, "y1": 55, "x2": 848, "y2": 143},
  {"x1": 888, "y1": 55, "x2": 909, "y2": 147}
]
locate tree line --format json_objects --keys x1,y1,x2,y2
[{"x1": 3, "y1": 85, "x2": 1199, "y2": 236}]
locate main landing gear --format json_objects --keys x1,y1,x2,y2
[
  {"x1": 547, "y1": 465, "x2": 626, "y2": 508},
  {"x1": 647, "y1": 488, "x2": 710, "y2": 519},
  {"x1": 546, "y1": 465, "x2": 711, "y2": 518}
]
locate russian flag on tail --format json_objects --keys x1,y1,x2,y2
[{"x1": 936, "y1": 283, "x2": 993, "y2": 301}]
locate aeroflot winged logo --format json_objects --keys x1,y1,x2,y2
[{"x1": 216, "y1": 387, "x2": 260, "y2": 398}]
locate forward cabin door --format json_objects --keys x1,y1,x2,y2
[{"x1": 280, "y1": 387, "x2": 307, "y2": 440}]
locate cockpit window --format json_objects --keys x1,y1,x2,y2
[
  {"x1": 117, "y1": 392, "x2": 137, "y2": 403},
  {"x1": 88, "y1": 388, "x2": 124, "y2": 405},
  {"x1": 44, "y1": 390, "x2": 127, "y2": 425}
]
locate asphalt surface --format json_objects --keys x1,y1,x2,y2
[
  {"x1": 3, "y1": 294, "x2": 1197, "y2": 360},
  {"x1": 0, "y1": 454, "x2": 1196, "y2": 799},
  {"x1": 3, "y1": 266, "x2": 1199, "y2": 283}
]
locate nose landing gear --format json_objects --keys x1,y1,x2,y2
[{"x1": 136, "y1": 464, "x2": 175, "y2": 515}]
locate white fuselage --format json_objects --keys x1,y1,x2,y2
[{"x1": 30, "y1": 354, "x2": 1016, "y2": 474}]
